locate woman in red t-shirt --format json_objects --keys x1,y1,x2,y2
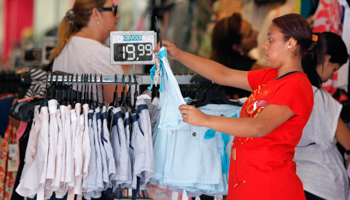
[{"x1": 156, "y1": 13, "x2": 327, "y2": 200}]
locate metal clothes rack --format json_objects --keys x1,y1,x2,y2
[
  {"x1": 47, "y1": 74, "x2": 196, "y2": 105},
  {"x1": 47, "y1": 74, "x2": 195, "y2": 85}
]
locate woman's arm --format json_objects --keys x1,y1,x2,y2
[
  {"x1": 179, "y1": 104, "x2": 295, "y2": 138},
  {"x1": 335, "y1": 117, "x2": 350, "y2": 150},
  {"x1": 160, "y1": 40, "x2": 252, "y2": 92}
]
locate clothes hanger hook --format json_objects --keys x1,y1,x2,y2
[{"x1": 101, "y1": 74, "x2": 105, "y2": 104}]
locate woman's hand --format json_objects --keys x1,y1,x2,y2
[
  {"x1": 179, "y1": 104, "x2": 208, "y2": 127},
  {"x1": 154, "y1": 40, "x2": 182, "y2": 60}
]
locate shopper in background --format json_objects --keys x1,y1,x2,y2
[
  {"x1": 156, "y1": 13, "x2": 326, "y2": 199},
  {"x1": 50, "y1": 0, "x2": 123, "y2": 103},
  {"x1": 210, "y1": 13, "x2": 266, "y2": 99},
  {"x1": 294, "y1": 31, "x2": 350, "y2": 200}
]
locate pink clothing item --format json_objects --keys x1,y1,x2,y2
[
  {"x1": 20, "y1": 106, "x2": 41, "y2": 183},
  {"x1": 18, "y1": 97, "x2": 34, "y2": 103},
  {"x1": 45, "y1": 100, "x2": 59, "y2": 199},
  {"x1": 16, "y1": 122, "x2": 27, "y2": 142},
  {"x1": 52, "y1": 109, "x2": 64, "y2": 191},
  {"x1": 74, "y1": 103, "x2": 83, "y2": 195},
  {"x1": 16, "y1": 107, "x2": 49, "y2": 198},
  {"x1": 16, "y1": 122, "x2": 28, "y2": 166},
  {"x1": 65, "y1": 106, "x2": 74, "y2": 188},
  {"x1": 55, "y1": 105, "x2": 68, "y2": 198},
  {"x1": 82, "y1": 104, "x2": 91, "y2": 178}
]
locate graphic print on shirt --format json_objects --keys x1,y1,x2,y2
[
  {"x1": 237, "y1": 84, "x2": 270, "y2": 145},
  {"x1": 241, "y1": 84, "x2": 269, "y2": 118}
]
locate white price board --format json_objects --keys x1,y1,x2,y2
[{"x1": 110, "y1": 31, "x2": 157, "y2": 65}]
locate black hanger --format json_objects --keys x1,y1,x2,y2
[
  {"x1": 76, "y1": 74, "x2": 81, "y2": 104},
  {"x1": 9, "y1": 100, "x2": 31, "y2": 121},
  {"x1": 120, "y1": 75, "x2": 126, "y2": 110},
  {"x1": 41, "y1": 73, "x2": 50, "y2": 107},
  {"x1": 126, "y1": 75, "x2": 133, "y2": 111},
  {"x1": 86, "y1": 74, "x2": 90, "y2": 105},
  {"x1": 67, "y1": 75, "x2": 72, "y2": 106},
  {"x1": 72, "y1": 74, "x2": 78, "y2": 105},
  {"x1": 132, "y1": 75, "x2": 138, "y2": 112},
  {"x1": 89, "y1": 74, "x2": 93, "y2": 108},
  {"x1": 189, "y1": 83, "x2": 242, "y2": 107},
  {"x1": 113, "y1": 74, "x2": 119, "y2": 107},
  {"x1": 190, "y1": 81, "x2": 212, "y2": 103},
  {"x1": 64, "y1": 74, "x2": 70, "y2": 105},
  {"x1": 20, "y1": 97, "x2": 44, "y2": 122},
  {"x1": 94, "y1": 74, "x2": 99, "y2": 108},
  {"x1": 84, "y1": 74, "x2": 88, "y2": 106},
  {"x1": 81, "y1": 74, "x2": 86, "y2": 104},
  {"x1": 70, "y1": 74, "x2": 75, "y2": 106},
  {"x1": 50, "y1": 72, "x2": 57, "y2": 101},
  {"x1": 101, "y1": 74, "x2": 105, "y2": 105},
  {"x1": 82, "y1": 74, "x2": 85, "y2": 104},
  {"x1": 80, "y1": 74, "x2": 84, "y2": 104},
  {"x1": 58, "y1": 74, "x2": 64, "y2": 105}
]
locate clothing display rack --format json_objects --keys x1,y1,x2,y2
[{"x1": 47, "y1": 74, "x2": 195, "y2": 85}]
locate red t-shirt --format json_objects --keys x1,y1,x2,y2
[{"x1": 228, "y1": 68, "x2": 313, "y2": 200}]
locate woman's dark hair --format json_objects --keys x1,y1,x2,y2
[
  {"x1": 273, "y1": 13, "x2": 327, "y2": 88},
  {"x1": 302, "y1": 32, "x2": 349, "y2": 88},
  {"x1": 210, "y1": 13, "x2": 242, "y2": 67},
  {"x1": 273, "y1": 13, "x2": 326, "y2": 59},
  {"x1": 50, "y1": 0, "x2": 107, "y2": 61},
  {"x1": 323, "y1": 32, "x2": 349, "y2": 65}
]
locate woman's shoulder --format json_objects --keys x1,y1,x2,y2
[
  {"x1": 71, "y1": 36, "x2": 107, "y2": 49},
  {"x1": 249, "y1": 68, "x2": 277, "y2": 80},
  {"x1": 247, "y1": 68, "x2": 277, "y2": 89},
  {"x1": 313, "y1": 86, "x2": 341, "y2": 108},
  {"x1": 69, "y1": 36, "x2": 110, "y2": 57}
]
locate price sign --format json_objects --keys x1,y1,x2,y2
[{"x1": 110, "y1": 31, "x2": 156, "y2": 65}]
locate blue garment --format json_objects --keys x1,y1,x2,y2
[
  {"x1": 204, "y1": 113, "x2": 238, "y2": 174},
  {"x1": 121, "y1": 112, "x2": 133, "y2": 188},
  {"x1": 151, "y1": 104, "x2": 241, "y2": 196},
  {"x1": 110, "y1": 107, "x2": 130, "y2": 186},
  {"x1": 101, "y1": 106, "x2": 116, "y2": 188},
  {"x1": 135, "y1": 98, "x2": 154, "y2": 190},
  {"x1": 0, "y1": 96, "x2": 15, "y2": 137},
  {"x1": 83, "y1": 110, "x2": 102, "y2": 199},
  {"x1": 148, "y1": 47, "x2": 187, "y2": 130},
  {"x1": 95, "y1": 108, "x2": 109, "y2": 191}
]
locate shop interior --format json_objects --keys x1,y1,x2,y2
[{"x1": 1, "y1": 0, "x2": 350, "y2": 199}]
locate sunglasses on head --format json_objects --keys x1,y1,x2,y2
[{"x1": 89, "y1": 5, "x2": 118, "y2": 16}]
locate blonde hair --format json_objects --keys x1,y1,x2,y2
[{"x1": 50, "y1": 0, "x2": 106, "y2": 61}]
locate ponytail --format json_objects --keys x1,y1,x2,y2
[
  {"x1": 302, "y1": 32, "x2": 326, "y2": 88},
  {"x1": 49, "y1": 10, "x2": 77, "y2": 61},
  {"x1": 49, "y1": 0, "x2": 107, "y2": 61}
]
